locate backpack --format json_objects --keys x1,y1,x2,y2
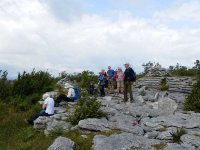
[
  {"x1": 72, "y1": 87, "x2": 79, "y2": 101},
  {"x1": 127, "y1": 68, "x2": 136, "y2": 82}
]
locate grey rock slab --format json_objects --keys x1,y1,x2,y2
[
  {"x1": 78, "y1": 118, "x2": 113, "y2": 131},
  {"x1": 156, "y1": 127, "x2": 177, "y2": 140},
  {"x1": 164, "y1": 143, "x2": 195, "y2": 150},
  {"x1": 144, "y1": 131, "x2": 159, "y2": 139},
  {"x1": 48, "y1": 136, "x2": 75, "y2": 150},
  {"x1": 47, "y1": 120, "x2": 71, "y2": 132},
  {"x1": 158, "y1": 97, "x2": 178, "y2": 116},
  {"x1": 181, "y1": 134, "x2": 200, "y2": 148},
  {"x1": 135, "y1": 96, "x2": 144, "y2": 103},
  {"x1": 54, "y1": 107, "x2": 67, "y2": 114},
  {"x1": 34, "y1": 116, "x2": 52, "y2": 130},
  {"x1": 92, "y1": 132, "x2": 161, "y2": 150},
  {"x1": 108, "y1": 113, "x2": 144, "y2": 135}
]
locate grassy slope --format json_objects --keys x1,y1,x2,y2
[{"x1": 0, "y1": 102, "x2": 120, "y2": 150}]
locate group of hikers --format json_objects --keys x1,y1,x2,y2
[
  {"x1": 28, "y1": 62, "x2": 136, "y2": 125},
  {"x1": 98, "y1": 63, "x2": 136, "y2": 102}
]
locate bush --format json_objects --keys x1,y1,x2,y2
[
  {"x1": 170, "y1": 128, "x2": 187, "y2": 143},
  {"x1": 69, "y1": 91, "x2": 106, "y2": 125},
  {"x1": 12, "y1": 69, "x2": 55, "y2": 97},
  {"x1": 57, "y1": 70, "x2": 98, "y2": 88},
  {"x1": 184, "y1": 76, "x2": 200, "y2": 112},
  {"x1": 160, "y1": 78, "x2": 169, "y2": 91},
  {"x1": 0, "y1": 70, "x2": 12, "y2": 101}
]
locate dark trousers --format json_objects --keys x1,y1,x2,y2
[
  {"x1": 28, "y1": 110, "x2": 53, "y2": 125},
  {"x1": 100, "y1": 85, "x2": 105, "y2": 96},
  {"x1": 124, "y1": 81, "x2": 133, "y2": 101},
  {"x1": 55, "y1": 94, "x2": 73, "y2": 104}
]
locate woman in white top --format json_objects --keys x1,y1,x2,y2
[
  {"x1": 55, "y1": 83, "x2": 76, "y2": 106},
  {"x1": 28, "y1": 93, "x2": 54, "y2": 125}
]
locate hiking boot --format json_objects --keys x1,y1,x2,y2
[{"x1": 130, "y1": 99, "x2": 134, "y2": 103}]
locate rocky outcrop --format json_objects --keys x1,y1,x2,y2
[
  {"x1": 135, "y1": 77, "x2": 195, "y2": 94},
  {"x1": 92, "y1": 132, "x2": 161, "y2": 150},
  {"x1": 48, "y1": 136, "x2": 75, "y2": 150}
]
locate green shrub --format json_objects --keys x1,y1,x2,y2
[
  {"x1": 184, "y1": 76, "x2": 200, "y2": 112},
  {"x1": 0, "y1": 70, "x2": 12, "y2": 101},
  {"x1": 50, "y1": 125, "x2": 64, "y2": 136},
  {"x1": 57, "y1": 70, "x2": 98, "y2": 88},
  {"x1": 160, "y1": 78, "x2": 169, "y2": 91},
  {"x1": 170, "y1": 128, "x2": 187, "y2": 143},
  {"x1": 12, "y1": 69, "x2": 55, "y2": 97},
  {"x1": 69, "y1": 91, "x2": 106, "y2": 125}
]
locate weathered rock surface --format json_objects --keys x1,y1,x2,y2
[
  {"x1": 48, "y1": 136, "x2": 75, "y2": 150},
  {"x1": 158, "y1": 97, "x2": 178, "y2": 116},
  {"x1": 92, "y1": 132, "x2": 161, "y2": 150},
  {"x1": 164, "y1": 143, "x2": 195, "y2": 150}
]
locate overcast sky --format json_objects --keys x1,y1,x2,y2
[{"x1": 0, "y1": 0, "x2": 200, "y2": 78}]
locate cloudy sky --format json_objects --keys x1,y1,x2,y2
[{"x1": 0, "y1": 0, "x2": 200, "y2": 78}]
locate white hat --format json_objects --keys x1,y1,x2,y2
[
  {"x1": 64, "y1": 83, "x2": 73, "y2": 89},
  {"x1": 124, "y1": 62, "x2": 129, "y2": 65}
]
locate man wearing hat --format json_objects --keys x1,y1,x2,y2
[{"x1": 123, "y1": 63, "x2": 136, "y2": 103}]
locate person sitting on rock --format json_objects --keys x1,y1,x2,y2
[
  {"x1": 27, "y1": 93, "x2": 54, "y2": 125},
  {"x1": 55, "y1": 83, "x2": 78, "y2": 106},
  {"x1": 87, "y1": 81, "x2": 95, "y2": 95}
]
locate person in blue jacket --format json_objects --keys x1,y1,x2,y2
[
  {"x1": 98, "y1": 70, "x2": 106, "y2": 97},
  {"x1": 107, "y1": 66, "x2": 115, "y2": 93}
]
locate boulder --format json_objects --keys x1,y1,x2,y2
[
  {"x1": 48, "y1": 136, "x2": 75, "y2": 150},
  {"x1": 135, "y1": 96, "x2": 144, "y2": 103},
  {"x1": 92, "y1": 132, "x2": 161, "y2": 150},
  {"x1": 78, "y1": 118, "x2": 113, "y2": 131},
  {"x1": 46, "y1": 120, "x2": 71, "y2": 132},
  {"x1": 34, "y1": 116, "x2": 52, "y2": 130},
  {"x1": 181, "y1": 134, "x2": 200, "y2": 148},
  {"x1": 158, "y1": 97, "x2": 178, "y2": 116},
  {"x1": 164, "y1": 143, "x2": 195, "y2": 150}
]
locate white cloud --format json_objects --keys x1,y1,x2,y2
[
  {"x1": 154, "y1": 1, "x2": 200, "y2": 22},
  {"x1": 0, "y1": 0, "x2": 199, "y2": 78}
]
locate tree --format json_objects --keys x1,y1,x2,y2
[
  {"x1": 142, "y1": 61, "x2": 154, "y2": 73},
  {"x1": 193, "y1": 60, "x2": 200, "y2": 69}
]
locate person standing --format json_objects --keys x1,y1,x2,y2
[
  {"x1": 116, "y1": 67, "x2": 124, "y2": 94},
  {"x1": 123, "y1": 63, "x2": 136, "y2": 102},
  {"x1": 98, "y1": 71, "x2": 106, "y2": 97},
  {"x1": 107, "y1": 66, "x2": 115, "y2": 93}
]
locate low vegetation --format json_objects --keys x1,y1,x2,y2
[
  {"x1": 153, "y1": 143, "x2": 166, "y2": 150},
  {"x1": 69, "y1": 91, "x2": 107, "y2": 125},
  {"x1": 184, "y1": 76, "x2": 200, "y2": 112},
  {"x1": 170, "y1": 128, "x2": 187, "y2": 143},
  {"x1": 160, "y1": 78, "x2": 169, "y2": 91}
]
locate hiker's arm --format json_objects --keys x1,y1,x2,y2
[
  {"x1": 42, "y1": 103, "x2": 47, "y2": 109},
  {"x1": 42, "y1": 99, "x2": 48, "y2": 109}
]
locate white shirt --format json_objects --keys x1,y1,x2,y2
[
  {"x1": 44, "y1": 97, "x2": 54, "y2": 114},
  {"x1": 67, "y1": 88, "x2": 75, "y2": 98}
]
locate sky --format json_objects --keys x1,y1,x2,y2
[{"x1": 0, "y1": 0, "x2": 200, "y2": 78}]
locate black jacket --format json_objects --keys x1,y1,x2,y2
[{"x1": 124, "y1": 67, "x2": 136, "y2": 81}]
